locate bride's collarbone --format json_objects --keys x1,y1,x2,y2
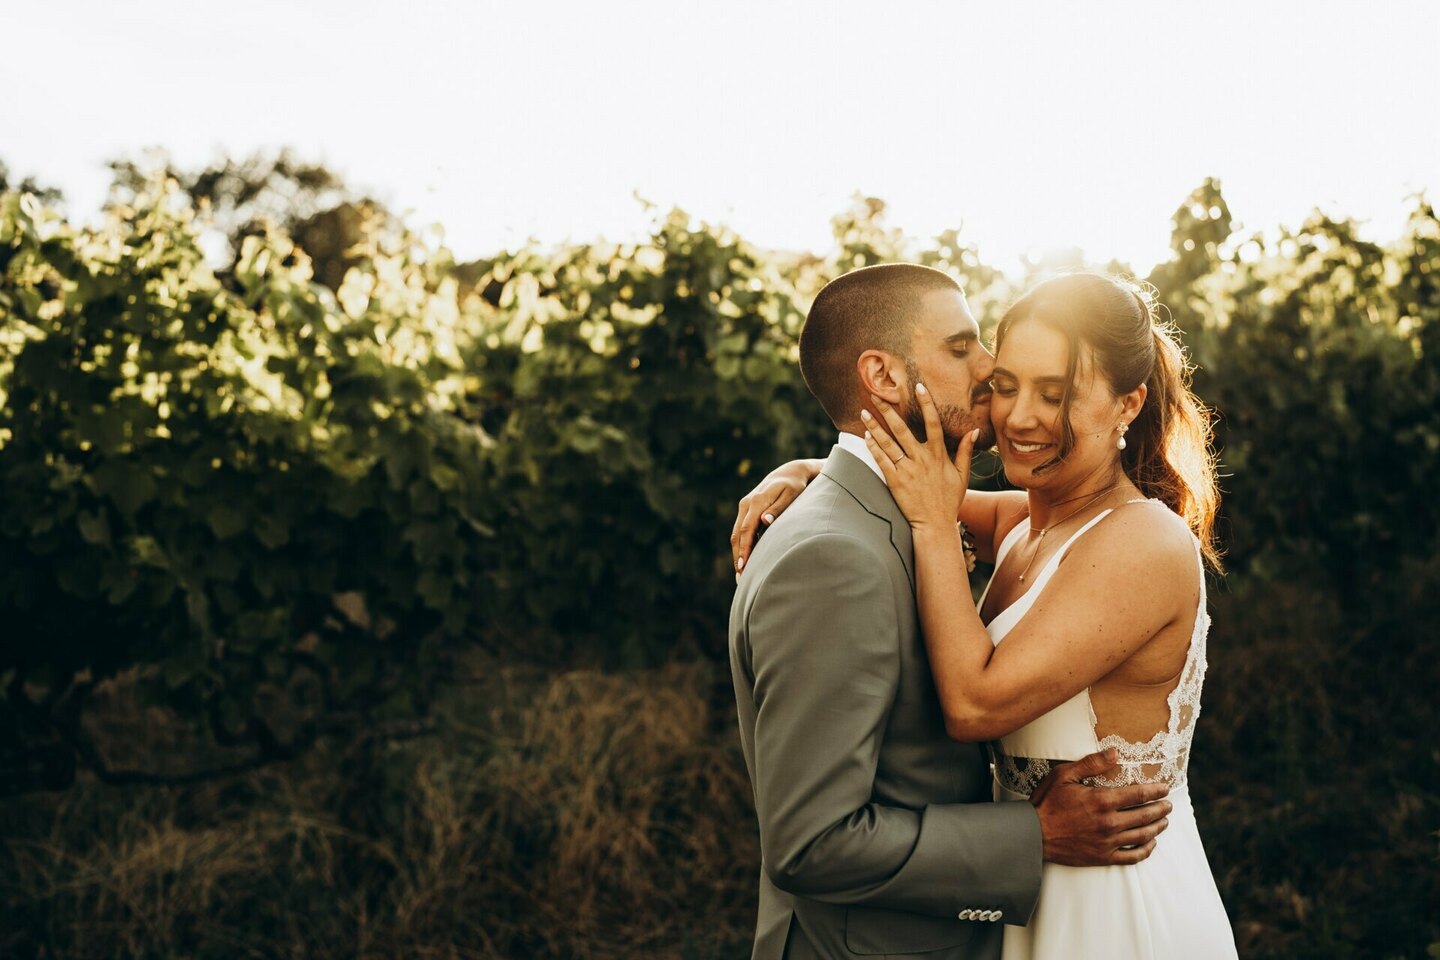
[{"x1": 980, "y1": 538, "x2": 1081, "y2": 621}]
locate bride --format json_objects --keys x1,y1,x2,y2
[{"x1": 734, "y1": 273, "x2": 1238, "y2": 959}]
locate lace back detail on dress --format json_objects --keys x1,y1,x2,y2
[{"x1": 1091, "y1": 597, "x2": 1209, "y2": 788}]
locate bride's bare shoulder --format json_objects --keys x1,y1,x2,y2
[{"x1": 1065, "y1": 499, "x2": 1198, "y2": 582}]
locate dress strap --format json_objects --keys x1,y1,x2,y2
[
  {"x1": 1019, "y1": 507, "x2": 1118, "y2": 592},
  {"x1": 979, "y1": 518, "x2": 1031, "y2": 613},
  {"x1": 1050, "y1": 508, "x2": 1115, "y2": 563}
]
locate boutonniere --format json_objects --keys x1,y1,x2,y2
[{"x1": 959, "y1": 521, "x2": 977, "y2": 574}]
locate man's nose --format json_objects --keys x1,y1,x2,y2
[{"x1": 975, "y1": 348, "x2": 996, "y2": 382}]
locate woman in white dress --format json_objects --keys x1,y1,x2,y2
[{"x1": 737, "y1": 273, "x2": 1237, "y2": 959}]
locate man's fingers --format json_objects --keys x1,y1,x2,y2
[
  {"x1": 1028, "y1": 773, "x2": 1054, "y2": 807},
  {"x1": 1111, "y1": 818, "x2": 1169, "y2": 850},
  {"x1": 1111, "y1": 839, "x2": 1158, "y2": 865},
  {"x1": 1060, "y1": 748, "x2": 1121, "y2": 782},
  {"x1": 1103, "y1": 781, "x2": 1171, "y2": 811},
  {"x1": 1111, "y1": 799, "x2": 1173, "y2": 833}
]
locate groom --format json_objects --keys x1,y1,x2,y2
[{"x1": 728, "y1": 264, "x2": 1171, "y2": 960}]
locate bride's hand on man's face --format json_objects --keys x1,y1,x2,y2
[
  {"x1": 731, "y1": 460, "x2": 818, "y2": 574},
  {"x1": 862, "y1": 384, "x2": 978, "y2": 532}
]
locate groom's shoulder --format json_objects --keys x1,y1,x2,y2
[
  {"x1": 746, "y1": 476, "x2": 895, "y2": 574},
  {"x1": 772, "y1": 472, "x2": 882, "y2": 535}
]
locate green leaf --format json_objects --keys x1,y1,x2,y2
[
  {"x1": 162, "y1": 650, "x2": 203, "y2": 689},
  {"x1": 127, "y1": 535, "x2": 169, "y2": 569},
  {"x1": 206, "y1": 503, "x2": 247, "y2": 540},
  {"x1": 416, "y1": 569, "x2": 450, "y2": 610},
  {"x1": 90, "y1": 462, "x2": 158, "y2": 517},
  {"x1": 253, "y1": 513, "x2": 290, "y2": 549},
  {"x1": 76, "y1": 509, "x2": 111, "y2": 546}
]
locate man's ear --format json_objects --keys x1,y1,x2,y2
[{"x1": 857, "y1": 350, "x2": 907, "y2": 404}]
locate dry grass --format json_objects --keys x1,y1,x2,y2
[
  {"x1": 3, "y1": 576, "x2": 1436, "y2": 959},
  {"x1": 0, "y1": 660, "x2": 758, "y2": 960}
]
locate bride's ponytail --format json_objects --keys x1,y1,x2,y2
[{"x1": 1127, "y1": 311, "x2": 1222, "y2": 570}]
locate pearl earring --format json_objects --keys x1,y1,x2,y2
[{"x1": 1117, "y1": 422, "x2": 1129, "y2": 450}]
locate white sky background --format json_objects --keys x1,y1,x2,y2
[{"x1": 2, "y1": 0, "x2": 1437, "y2": 274}]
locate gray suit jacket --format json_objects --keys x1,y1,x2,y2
[{"x1": 729, "y1": 446, "x2": 1043, "y2": 960}]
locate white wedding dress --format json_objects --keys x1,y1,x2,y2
[{"x1": 981, "y1": 500, "x2": 1238, "y2": 960}]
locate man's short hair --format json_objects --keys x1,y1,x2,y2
[{"x1": 799, "y1": 263, "x2": 962, "y2": 426}]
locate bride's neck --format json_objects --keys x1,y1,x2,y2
[{"x1": 1025, "y1": 466, "x2": 1137, "y2": 529}]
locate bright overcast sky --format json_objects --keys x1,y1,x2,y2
[{"x1": 3, "y1": 0, "x2": 1437, "y2": 274}]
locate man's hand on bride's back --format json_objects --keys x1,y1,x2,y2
[
  {"x1": 1029, "y1": 749, "x2": 1173, "y2": 867},
  {"x1": 731, "y1": 459, "x2": 823, "y2": 574}
]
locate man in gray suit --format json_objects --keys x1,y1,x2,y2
[{"x1": 728, "y1": 264, "x2": 1172, "y2": 960}]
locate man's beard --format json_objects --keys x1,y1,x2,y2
[{"x1": 901, "y1": 359, "x2": 996, "y2": 457}]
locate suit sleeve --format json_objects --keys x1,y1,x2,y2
[{"x1": 746, "y1": 533, "x2": 1042, "y2": 922}]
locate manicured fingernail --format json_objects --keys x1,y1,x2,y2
[
  {"x1": 864, "y1": 430, "x2": 873, "y2": 441},
  {"x1": 737, "y1": 556, "x2": 745, "y2": 572},
  {"x1": 971, "y1": 428, "x2": 980, "y2": 442},
  {"x1": 762, "y1": 513, "x2": 774, "y2": 524},
  {"x1": 916, "y1": 382, "x2": 927, "y2": 395},
  {"x1": 860, "y1": 409, "x2": 873, "y2": 421}
]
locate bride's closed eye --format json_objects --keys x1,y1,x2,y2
[{"x1": 990, "y1": 380, "x2": 1062, "y2": 405}]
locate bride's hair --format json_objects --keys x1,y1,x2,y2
[{"x1": 995, "y1": 273, "x2": 1222, "y2": 570}]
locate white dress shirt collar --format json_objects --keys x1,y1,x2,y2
[{"x1": 836, "y1": 431, "x2": 887, "y2": 485}]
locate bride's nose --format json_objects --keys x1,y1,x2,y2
[{"x1": 1005, "y1": 390, "x2": 1044, "y2": 430}]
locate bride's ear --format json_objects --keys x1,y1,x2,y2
[
  {"x1": 1119, "y1": 382, "x2": 1147, "y2": 423},
  {"x1": 857, "y1": 350, "x2": 907, "y2": 405}
]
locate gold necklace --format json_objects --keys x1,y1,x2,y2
[{"x1": 1015, "y1": 483, "x2": 1121, "y2": 582}]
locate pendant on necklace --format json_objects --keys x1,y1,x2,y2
[{"x1": 1019, "y1": 529, "x2": 1047, "y2": 581}]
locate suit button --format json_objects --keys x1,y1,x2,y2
[
  {"x1": 957, "y1": 909, "x2": 973, "y2": 920},
  {"x1": 988, "y1": 910, "x2": 1003, "y2": 921}
]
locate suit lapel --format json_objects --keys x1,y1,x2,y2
[{"x1": 820, "y1": 446, "x2": 916, "y2": 589}]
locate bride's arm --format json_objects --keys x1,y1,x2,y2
[
  {"x1": 731, "y1": 455, "x2": 1025, "y2": 573},
  {"x1": 955, "y1": 489, "x2": 1029, "y2": 564},
  {"x1": 864, "y1": 392, "x2": 1192, "y2": 743},
  {"x1": 730, "y1": 458, "x2": 824, "y2": 572}
]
